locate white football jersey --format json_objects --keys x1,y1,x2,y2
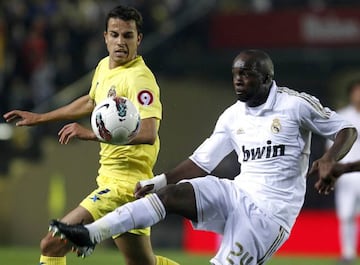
[{"x1": 190, "y1": 81, "x2": 354, "y2": 232}]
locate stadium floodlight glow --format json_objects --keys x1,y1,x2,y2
[{"x1": 0, "y1": 123, "x2": 13, "y2": 140}]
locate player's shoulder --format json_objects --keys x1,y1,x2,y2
[
  {"x1": 97, "y1": 56, "x2": 110, "y2": 69},
  {"x1": 276, "y1": 85, "x2": 321, "y2": 108},
  {"x1": 276, "y1": 86, "x2": 308, "y2": 101},
  {"x1": 276, "y1": 85, "x2": 333, "y2": 119},
  {"x1": 219, "y1": 101, "x2": 241, "y2": 121},
  {"x1": 129, "y1": 56, "x2": 154, "y2": 75}
]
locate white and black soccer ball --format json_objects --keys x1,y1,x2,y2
[{"x1": 91, "y1": 96, "x2": 140, "y2": 144}]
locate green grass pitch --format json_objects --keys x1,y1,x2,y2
[{"x1": 0, "y1": 246, "x2": 346, "y2": 264}]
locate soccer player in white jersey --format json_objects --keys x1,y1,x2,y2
[
  {"x1": 50, "y1": 50, "x2": 357, "y2": 265},
  {"x1": 327, "y1": 80, "x2": 360, "y2": 264}
]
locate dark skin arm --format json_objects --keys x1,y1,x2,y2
[
  {"x1": 135, "y1": 159, "x2": 207, "y2": 198},
  {"x1": 327, "y1": 161, "x2": 360, "y2": 179},
  {"x1": 343, "y1": 161, "x2": 360, "y2": 172},
  {"x1": 308, "y1": 127, "x2": 357, "y2": 194},
  {"x1": 165, "y1": 159, "x2": 208, "y2": 184}
]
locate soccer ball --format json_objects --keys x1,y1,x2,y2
[{"x1": 91, "y1": 96, "x2": 140, "y2": 144}]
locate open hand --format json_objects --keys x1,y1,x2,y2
[
  {"x1": 3, "y1": 110, "x2": 41, "y2": 126},
  {"x1": 308, "y1": 157, "x2": 340, "y2": 195},
  {"x1": 58, "y1": 123, "x2": 97, "y2": 144},
  {"x1": 134, "y1": 182, "x2": 154, "y2": 199}
]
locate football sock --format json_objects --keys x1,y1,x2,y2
[
  {"x1": 86, "y1": 194, "x2": 166, "y2": 244},
  {"x1": 39, "y1": 255, "x2": 65, "y2": 265},
  {"x1": 155, "y1": 255, "x2": 180, "y2": 265},
  {"x1": 340, "y1": 218, "x2": 357, "y2": 259}
]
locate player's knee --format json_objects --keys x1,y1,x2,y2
[
  {"x1": 157, "y1": 183, "x2": 194, "y2": 213},
  {"x1": 40, "y1": 233, "x2": 69, "y2": 256},
  {"x1": 157, "y1": 184, "x2": 179, "y2": 209}
]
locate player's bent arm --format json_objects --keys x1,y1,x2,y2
[
  {"x1": 165, "y1": 159, "x2": 208, "y2": 184},
  {"x1": 128, "y1": 117, "x2": 157, "y2": 145},
  {"x1": 310, "y1": 127, "x2": 357, "y2": 194},
  {"x1": 135, "y1": 159, "x2": 207, "y2": 198},
  {"x1": 323, "y1": 127, "x2": 357, "y2": 161},
  {"x1": 3, "y1": 95, "x2": 95, "y2": 126}
]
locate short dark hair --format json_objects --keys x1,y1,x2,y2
[
  {"x1": 346, "y1": 79, "x2": 360, "y2": 95},
  {"x1": 240, "y1": 49, "x2": 274, "y2": 79},
  {"x1": 105, "y1": 5, "x2": 143, "y2": 33}
]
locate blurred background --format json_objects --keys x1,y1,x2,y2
[{"x1": 1, "y1": 0, "x2": 360, "y2": 261}]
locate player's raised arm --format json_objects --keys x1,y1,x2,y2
[
  {"x1": 3, "y1": 95, "x2": 95, "y2": 126},
  {"x1": 309, "y1": 127, "x2": 357, "y2": 194}
]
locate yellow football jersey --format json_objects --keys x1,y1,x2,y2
[{"x1": 89, "y1": 56, "x2": 161, "y2": 185}]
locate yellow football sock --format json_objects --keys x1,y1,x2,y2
[
  {"x1": 156, "y1": 255, "x2": 180, "y2": 265},
  {"x1": 39, "y1": 255, "x2": 66, "y2": 265}
]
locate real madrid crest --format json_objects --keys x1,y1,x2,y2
[{"x1": 271, "y1": 118, "x2": 281, "y2": 134}]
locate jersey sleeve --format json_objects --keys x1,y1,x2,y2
[
  {"x1": 298, "y1": 94, "x2": 354, "y2": 140},
  {"x1": 189, "y1": 112, "x2": 234, "y2": 173},
  {"x1": 126, "y1": 70, "x2": 162, "y2": 120}
]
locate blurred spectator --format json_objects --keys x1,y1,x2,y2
[
  {"x1": 20, "y1": 17, "x2": 48, "y2": 80},
  {"x1": 0, "y1": 17, "x2": 5, "y2": 114}
]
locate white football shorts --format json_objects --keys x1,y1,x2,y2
[{"x1": 180, "y1": 176, "x2": 289, "y2": 265}]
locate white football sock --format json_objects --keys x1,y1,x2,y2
[
  {"x1": 340, "y1": 218, "x2": 357, "y2": 259},
  {"x1": 85, "y1": 194, "x2": 166, "y2": 243}
]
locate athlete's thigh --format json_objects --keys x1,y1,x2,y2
[
  {"x1": 114, "y1": 232, "x2": 154, "y2": 265},
  {"x1": 180, "y1": 176, "x2": 237, "y2": 234},
  {"x1": 212, "y1": 194, "x2": 288, "y2": 265}
]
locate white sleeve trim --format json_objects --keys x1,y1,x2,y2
[{"x1": 189, "y1": 156, "x2": 212, "y2": 174}]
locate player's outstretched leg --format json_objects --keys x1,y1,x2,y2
[
  {"x1": 50, "y1": 193, "x2": 166, "y2": 249},
  {"x1": 50, "y1": 183, "x2": 197, "y2": 253}
]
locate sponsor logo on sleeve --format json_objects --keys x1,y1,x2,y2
[{"x1": 137, "y1": 90, "x2": 154, "y2": 106}]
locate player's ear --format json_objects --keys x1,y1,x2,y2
[
  {"x1": 137, "y1": 33, "x2": 143, "y2": 46},
  {"x1": 263, "y1": 74, "x2": 272, "y2": 84},
  {"x1": 104, "y1": 31, "x2": 108, "y2": 44}
]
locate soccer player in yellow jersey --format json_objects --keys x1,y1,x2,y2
[{"x1": 3, "y1": 5, "x2": 178, "y2": 265}]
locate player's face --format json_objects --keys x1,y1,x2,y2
[
  {"x1": 232, "y1": 54, "x2": 268, "y2": 106},
  {"x1": 104, "y1": 18, "x2": 142, "y2": 69},
  {"x1": 350, "y1": 84, "x2": 360, "y2": 111}
]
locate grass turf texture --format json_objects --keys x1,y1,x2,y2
[{"x1": 0, "y1": 246, "x2": 346, "y2": 264}]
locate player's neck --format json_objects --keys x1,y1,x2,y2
[{"x1": 246, "y1": 88, "x2": 271, "y2": 107}]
